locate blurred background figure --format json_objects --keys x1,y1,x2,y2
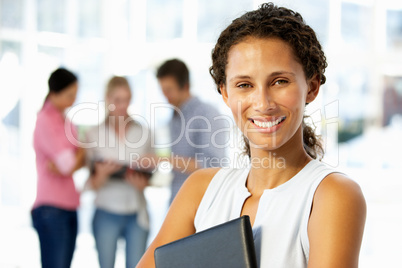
[
  {"x1": 156, "y1": 59, "x2": 229, "y2": 203},
  {"x1": 84, "y1": 76, "x2": 152, "y2": 268},
  {"x1": 31, "y1": 67, "x2": 85, "y2": 268}
]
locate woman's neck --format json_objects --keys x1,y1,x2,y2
[
  {"x1": 47, "y1": 97, "x2": 65, "y2": 113},
  {"x1": 246, "y1": 129, "x2": 311, "y2": 195},
  {"x1": 108, "y1": 113, "x2": 130, "y2": 139}
]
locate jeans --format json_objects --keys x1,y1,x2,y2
[
  {"x1": 31, "y1": 205, "x2": 78, "y2": 268},
  {"x1": 92, "y1": 208, "x2": 148, "y2": 268}
]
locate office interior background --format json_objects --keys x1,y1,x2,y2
[{"x1": 0, "y1": 0, "x2": 401, "y2": 267}]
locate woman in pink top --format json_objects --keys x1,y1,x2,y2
[{"x1": 32, "y1": 68, "x2": 85, "y2": 268}]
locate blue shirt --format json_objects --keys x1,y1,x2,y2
[{"x1": 169, "y1": 97, "x2": 228, "y2": 201}]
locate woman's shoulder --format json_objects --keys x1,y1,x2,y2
[
  {"x1": 85, "y1": 121, "x2": 107, "y2": 137},
  {"x1": 316, "y1": 172, "x2": 364, "y2": 202},
  {"x1": 185, "y1": 167, "x2": 246, "y2": 191},
  {"x1": 172, "y1": 168, "x2": 224, "y2": 208},
  {"x1": 127, "y1": 117, "x2": 147, "y2": 129},
  {"x1": 126, "y1": 119, "x2": 152, "y2": 136},
  {"x1": 35, "y1": 103, "x2": 58, "y2": 124},
  {"x1": 178, "y1": 167, "x2": 247, "y2": 206},
  {"x1": 312, "y1": 171, "x2": 366, "y2": 224},
  {"x1": 183, "y1": 168, "x2": 221, "y2": 193}
]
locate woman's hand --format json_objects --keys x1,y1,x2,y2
[
  {"x1": 47, "y1": 148, "x2": 86, "y2": 177},
  {"x1": 132, "y1": 153, "x2": 160, "y2": 171},
  {"x1": 89, "y1": 160, "x2": 123, "y2": 190},
  {"x1": 47, "y1": 161, "x2": 62, "y2": 176},
  {"x1": 95, "y1": 160, "x2": 122, "y2": 177},
  {"x1": 125, "y1": 170, "x2": 150, "y2": 191}
]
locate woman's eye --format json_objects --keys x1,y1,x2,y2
[
  {"x1": 274, "y1": 79, "x2": 288, "y2": 85},
  {"x1": 238, "y1": 83, "x2": 251, "y2": 88}
]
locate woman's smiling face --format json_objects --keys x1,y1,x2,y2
[{"x1": 221, "y1": 37, "x2": 320, "y2": 152}]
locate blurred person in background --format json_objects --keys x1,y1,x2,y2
[
  {"x1": 156, "y1": 59, "x2": 228, "y2": 203},
  {"x1": 31, "y1": 67, "x2": 85, "y2": 268},
  {"x1": 85, "y1": 76, "x2": 152, "y2": 268}
]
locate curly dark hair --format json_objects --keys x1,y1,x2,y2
[{"x1": 209, "y1": 2, "x2": 326, "y2": 159}]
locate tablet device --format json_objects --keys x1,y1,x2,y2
[
  {"x1": 154, "y1": 216, "x2": 257, "y2": 268},
  {"x1": 91, "y1": 160, "x2": 153, "y2": 180}
]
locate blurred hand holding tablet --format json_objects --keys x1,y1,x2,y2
[{"x1": 91, "y1": 158, "x2": 153, "y2": 180}]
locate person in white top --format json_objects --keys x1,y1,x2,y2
[
  {"x1": 86, "y1": 76, "x2": 152, "y2": 268},
  {"x1": 137, "y1": 3, "x2": 366, "y2": 268}
]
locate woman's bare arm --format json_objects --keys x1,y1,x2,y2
[
  {"x1": 72, "y1": 147, "x2": 86, "y2": 172},
  {"x1": 136, "y1": 168, "x2": 220, "y2": 268},
  {"x1": 47, "y1": 147, "x2": 86, "y2": 177},
  {"x1": 307, "y1": 173, "x2": 366, "y2": 268}
]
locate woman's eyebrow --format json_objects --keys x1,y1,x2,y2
[
  {"x1": 269, "y1": 71, "x2": 296, "y2": 77},
  {"x1": 229, "y1": 71, "x2": 296, "y2": 82},
  {"x1": 228, "y1": 75, "x2": 252, "y2": 82}
]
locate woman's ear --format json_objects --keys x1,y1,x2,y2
[
  {"x1": 220, "y1": 84, "x2": 230, "y2": 107},
  {"x1": 306, "y1": 74, "x2": 321, "y2": 104}
]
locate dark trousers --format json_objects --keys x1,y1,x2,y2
[{"x1": 31, "y1": 205, "x2": 78, "y2": 268}]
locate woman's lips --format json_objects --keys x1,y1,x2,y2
[{"x1": 248, "y1": 116, "x2": 286, "y2": 132}]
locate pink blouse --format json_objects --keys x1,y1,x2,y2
[{"x1": 32, "y1": 101, "x2": 80, "y2": 210}]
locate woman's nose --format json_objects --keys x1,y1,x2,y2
[{"x1": 251, "y1": 87, "x2": 276, "y2": 112}]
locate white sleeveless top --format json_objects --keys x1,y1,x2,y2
[{"x1": 194, "y1": 160, "x2": 337, "y2": 268}]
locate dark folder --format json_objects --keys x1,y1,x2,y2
[{"x1": 154, "y1": 216, "x2": 257, "y2": 268}]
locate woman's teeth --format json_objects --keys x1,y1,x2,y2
[{"x1": 253, "y1": 118, "x2": 284, "y2": 128}]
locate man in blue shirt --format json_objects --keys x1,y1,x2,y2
[{"x1": 156, "y1": 59, "x2": 228, "y2": 202}]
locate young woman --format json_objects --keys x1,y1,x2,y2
[
  {"x1": 137, "y1": 3, "x2": 366, "y2": 268},
  {"x1": 85, "y1": 76, "x2": 152, "y2": 268},
  {"x1": 32, "y1": 68, "x2": 85, "y2": 268}
]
